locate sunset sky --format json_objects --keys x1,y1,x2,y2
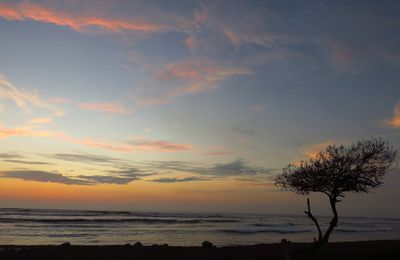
[{"x1": 0, "y1": 0, "x2": 400, "y2": 217}]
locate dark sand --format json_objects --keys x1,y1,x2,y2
[{"x1": 1, "y1": 240, "x2": 400, "y2": 259}]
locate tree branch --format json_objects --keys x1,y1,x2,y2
[{"x1": 304, "y1": 198, "x2": 322, "y2": 242}]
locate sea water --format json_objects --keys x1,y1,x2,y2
[{"x1": 0, "y1": 208, "x2": 399, "y2": 246}]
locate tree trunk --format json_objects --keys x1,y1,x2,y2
[
  {"x1": 307, "y1": 197, "x2": 338, "y2": 250},
  {"x1": 320, "y1": 197, "x2": 338, "y2": 245}
]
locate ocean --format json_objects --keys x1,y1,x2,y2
[{"x1": 0, "y1": 208, "x2": 399, "y2": 246}]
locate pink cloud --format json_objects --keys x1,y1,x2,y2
[
  {"x1": 157, "y1": 59, "x2": 252, "y2": 97},
  {"x1": 156, "y1": 59, "x2": 200, "y2": 80},
  {"x1": 0, "y1": 2, "x2": 165, "y2": 33},
  {"x1": 203, "y1": 151, "x2": 234, "y2": 156},
  {"x1": 129, "y1": 138, "x2": 194, "y2": 152},
  {"x1": 185, "y1": 35, "x2": 197, "y2": 50},
  {"x1": 78, "y1": 102, "x2": 133, "y2": 115},
  {"x1": 63, "y1": 136, "x2": 194, "y2": 153},
  {"x1": 250, "y1": 104, "x2": 267, "y2": 113},
  {"x1": 48, "y1": 96, "x2": 71, "y2": 105}
]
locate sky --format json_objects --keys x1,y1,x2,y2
[{"x1": 0, "y1": 0, "x2": 400, "y2": 217}]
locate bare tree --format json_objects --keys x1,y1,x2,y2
[{"x1": 275, "y1": 137, "x2": 397, "y2": 248}]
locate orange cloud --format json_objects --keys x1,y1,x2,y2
[
  {"x1": 78, "y1": 102, "x2": 133, "y2": 115},
  {"x1": 28, "y1": 117, "x2": 52, "y2": 124},
  {"x1": 386, "y1": 103, "x2": 400, "y2": 128},
  {"x1": 301, "y1": 140, "x2": 336, "y2": 159},
  {"x1": 0, "y1": 2, "x2": 165, "y2": 33},
  {"x1": 0, "y1": 124, "x2": 59, "y2": 139}
]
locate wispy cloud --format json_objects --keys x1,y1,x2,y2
[
  {"x1": 149, "y1": 177, "x2": 208, "y2": 183},
  {"x1": 48, "y1": 96, "x2": 71, "y2": 105},
  {"x1": 128, "y1": 138, "x2": 194, "y2": 152},
  {"x1": 0, "y1": 170, "x2": 91, "y2": 185},
  {"x1": 300, "y1": 140, "x2": 336, "y2": 159},
  {"x1": 75, "y1": 175, "x2": 139, "y2": 185},
  {"x1": 78, "y1": 102, "x2": 133, "y2": 115},
  {"x1": 0, "y1": 152, "x2": 24, "y2": 159},
  {"x1": 0, "y1": 170, "x2": 141, "y2": 186},
  {"x1": 203, "y1": 151, "x2": 234, "y2": 156},
  {"x1": 250, "y1": 104, "x2": 267, "y2": 113},
  {"x1": 146, "y1": 159, "x2": 273, "y2": 177},
  {"x1": 51, "y1": 153, "x2": 121, "y2": 164},
  {"x1": 28, "y1": 117, "x2": 52, "y2": 124},
  {"x1": 62, "y1": 135, "x2": 194, "y2": 153},
  {"x1": 235, "y1": 178, "x2": 275, "y2": 187},
  {"x1": 385, "y1": 103, "x2": 400, "y2": 128},
  {"x1": 3, "y1": 159, "x2": 53, "y2": 165},
  {"x1": 136, "y1": 59, "x2": 251, "y2": 105},
  {"x1": 0, "y1": 124, "x2": 60, "y2": 139},
  {"x1": 0, "y1": 74, "x2": 48, "y2": 112},
  {"x1": 232, "y1": 125, "x2": 255, "y2": 136},
  {"x1": 166, "y1": 60, "x2": 252, "y2": 96},
  {"x1": 0, "y1": 2, "x2": 165, "y2": 33}
]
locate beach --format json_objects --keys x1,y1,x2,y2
[{"x1": 1, "y1": 240, "x2": 400, "y2": 259}]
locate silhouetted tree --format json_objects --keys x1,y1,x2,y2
[{"x1": 275, "y1": 137, "x2": 397, "y2": 248}]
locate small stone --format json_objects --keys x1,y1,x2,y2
[
  {"x1": 133, "y1": 241, "x2": 143, "y2": 247},
  {"x1": 202, "y1": 241, "x2": 214, "y2": 248}
]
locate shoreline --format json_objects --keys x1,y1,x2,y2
[{"x1": 1, "y1": 240, "x2": 400, "y2": 259}]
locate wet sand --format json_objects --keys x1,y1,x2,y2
[{"x1": 1, "y1": 240, "x2": 400, "y2": 259}]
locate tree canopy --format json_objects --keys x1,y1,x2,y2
[
  {"x1": 275, "y1": 137, "x2": 397, "y2": 247},
  {"x1": 276, "y1": 137, "x2": 397, "y2": 198}
]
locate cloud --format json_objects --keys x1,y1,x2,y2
[
  {"x1": 75, "y1": 175, "x2": 139, "y2": 185},
  {"x1": 203, "y1": 151, "x2": 234, "y2": 156},
  {"x1": 0, "y1": 170, "x2": 91, "y2": 185},
  {"x1": 385, "y1": 103, "x2": 400, "y2": 128},
  {"x1": 135, "y1": 59, "x2": 251, "y2": 106},
  {"x1": 166, "y1": 60, "x2": 252, "y2": 96},
  {"x1": 51, "y1": 153, "x2": 120, "y2": 164},
  {"x1": 300, "y1": 140, "x2": 337, "y2": 159},
  {"x1": 235, "y1": 178, "x2": 275, "y2": 187},
  {"x1": 0, "y1": 2, "x2": 165, "y2": 33},
  {"x1": 128, "y1": 138, "x2": 194, "y2": 152},
  {"x1": 78, "y1": 102, "x2": 133, "y2": 115},
  {"x1": 0, "y1": 152, "x2": 24, "y2": 159},
  {"x1": 250, "y1": 104, "x2": 267, "y2": 113},
  {"x1": 3, "y1": 159, "x2": 53, "y2": 165},
  {"x1": 48, "y1": 96, "x2": 71, "y2": 105},
  {"x1": 147, "y1": 159, "x2": 273, "y2": 177},
  {"x1": 232, "y1": 125, "x2": 255, "y2": 136},
  {"x1": 0, "y1": 74, "x2": 48, "y2": 112},
  {"x1": 0, "y1": 124, "x2": 60, "y2": 139},
  {"x1": 0, "y1": 169, "x2": 140, "y2": 185},
  {"x1": 28, "y1": 117, "x2": 52, "y2": 124},
  {"x1": 149, "y1": 177, "x2": 208, "y2": 183}
]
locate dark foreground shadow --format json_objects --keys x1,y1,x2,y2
[{"x1": 1, "y1": 240, "x2": 400, "y2": 260}]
